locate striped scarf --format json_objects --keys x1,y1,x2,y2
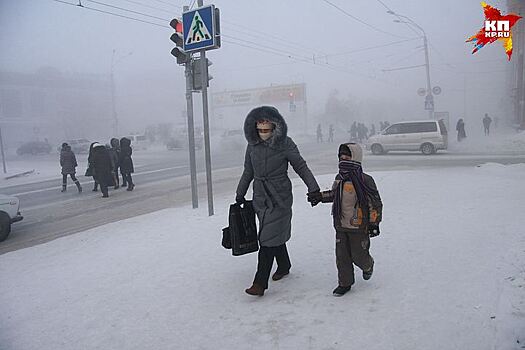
[{"x1": 332, "y1": 160, "x2": 379, "y2": 222}]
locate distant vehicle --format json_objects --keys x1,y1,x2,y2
[
  {"x1": 58, "y1": 139, "x2": 91, "y2": 154},
  {"x1": 166, "y1": 129, "x2": 203, "y2": 151},
  {"x1": 219, "y1": 129, "x2": 245, "y2": 150},
  {"x1": 127, "y1": 134, "x2": 149, "y2": 150},
  {"x1": 366, "y1": 120, "x2": 448, "y2": 155},
  {"x1": 0, "y1": 194, "x2": 23, "y2": 242},
  {"x1": 16, "y1": 141, "x2": 52, "y2": 155}
]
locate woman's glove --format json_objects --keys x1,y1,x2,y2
[
  {"x1": 307, "y1": 191, "x2": 322, "y2": 207},
  {"x1": 235, "y1": 194, "x2": 246, "y2": 204},
  {"x1": 368, "y1": 225, "x2": 380, "y2": 237}
]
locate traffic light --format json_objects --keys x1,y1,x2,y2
[
  {"x1": 170, "y1": 18, "x2": 190, "y2": 65},
  {"x1": 192, "y1": 58, "x2": 213, "y2": 90},
  {"x1": 289, "y1": 91, "x2": 296, "y2": 112}
]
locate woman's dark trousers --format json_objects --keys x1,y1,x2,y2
[
  {"x1": 62, "y1": 174, "x2": 81, "y2": 192},
  {"x1": 123, "y1": 173, "x2": 134, "y2": 189},
  {"x1": 254, "y1": 243, "x2": 291, "y2": 289}
]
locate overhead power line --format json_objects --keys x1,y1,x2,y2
[
  {"x1": 48, "y1": 0, "x2": 394, "y2": 84},
  {"x1": 84, "y1": 0, "x2": 169, "y2": 21},
  {"x1": 51, "y1": 0, "x2": 168, "y2": 27},
  {"x1": 321, "y1": 0, "x2": 408, "y2": 39}
]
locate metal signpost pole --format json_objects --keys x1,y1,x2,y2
[
  {"x1": 182, "y1": 5, "x2": 199, "y2": 209},
  {"x1": 185, "y1": 61, "x2": 199, "y2": 209},
  {"x1": 198, "y1": 0, "x2": 214, "y2": 216}
]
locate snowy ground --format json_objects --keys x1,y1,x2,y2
[{"x1": 1, "y1": 164, "x2": 524, "y2": 350}]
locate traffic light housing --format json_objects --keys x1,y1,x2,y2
[
  {"x1": 289, "y1": 91, "x2": 296, "y2": 112},
  {"x1": 170, "y1": 18, "x2": 190, "y2": 65},
  {"x1": 192, "y1": 58, "x2": 213, "y2": 90}
]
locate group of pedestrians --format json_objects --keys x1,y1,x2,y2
[
  {"x1": 236, "y1": 106, "x2": 383, "y2": 297},
  {"x1": 60, "y1": 137, "x2": 135, "y2": 198},
  {"x1": 455, "y1": 113, "x2": 498, "y2": 142}
]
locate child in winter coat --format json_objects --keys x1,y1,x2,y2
[{"x1": 308, "y1": 143, "x2": 382, "y2": 296}]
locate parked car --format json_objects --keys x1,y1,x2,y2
[
  {"x1": 58, "y1": 139, "x2": 91, "y2": 154},
  {"x1": 0, "y1": 194, "x2": 23, "y2": 242},
  {"x1": 16, "y1": 141, "x2": 52, "y2": 155},
  {"x1": 366, "y1": 120, "x2": 448, "y2": 155}
]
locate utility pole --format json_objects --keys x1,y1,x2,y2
[
  {"x1": 198, "y1": 0, "x2": 214, "y2": 216},
  {"x1": 110, "y1": 49, "x2": 118, "y2": 136},
  {"x1": 422, "y1": 35, "x2": 434, "y2": 119},
  {"x1": 390, "y1": 11, "x2": 435, "y2": 119}
]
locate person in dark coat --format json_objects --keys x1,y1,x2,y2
[
  {"x1": 108, "y1": 138, "x2": 120, "y2": 189},
  {"x1": 119, "y1": 137, "x2": 135, "y2": 191},
  {"x1": 328, "y1": 124, "x2": 334, "y2": 143},
  {"x1": 482, "y1": 113, "x2": 492, "y2": 136},
  {"x1": 60, "y1": 143, "x2": 82, "y2": 193},
  {"x1": 91, "y1": 143, "x2": 114, "y2": 198},
  {"x1": 87, "y1": 142, "x2": 99, "y2": 192},
  {"x1": 456, "y1": 118, "x2": 467, "y2": 142},
  {"x1": 236, "y1": 106, "x2": 320, "y2": 296}
]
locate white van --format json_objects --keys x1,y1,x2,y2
[{"x1": 366, "y1": 120, "x2": 448, "y2": 155}]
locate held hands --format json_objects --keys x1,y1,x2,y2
[
  {"x1": 307, "y1": 191, "x2": 322, "y2": 207},
  {"x1": 235, "y1": 194, "x2": 246, "y2": 205},
  {"x1": 368, "y1": 225, "x2": 380, "y2": 237}
]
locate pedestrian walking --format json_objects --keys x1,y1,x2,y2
[
  {"x1": 86, "y1": 142, "x2": 99, "y2": 192},
  {"x1": 236, "y1": 106, "x2": 320, "y2": 296},
  {"x1": 91, "y1": 143, "x2": 114, "y2": 198},
  {"x1": 307, "y1": 143, "x2": 383, "y2": 296},
  {"x1": 59, "y1": 142, "x2": 82, "y2": 193},
  {"x1": 119, "y1": 137, "x2": 135, "y2": 191},
  {"x1": 328, "y1": 124, "x2": 334, "y2": 143},
  {"x1": 108, "y1": 138, "x2": 120, "y2": 189},
  {"x1": 456, "y1": 118, "x2": 467, "y2": 142},
  {"x1": 316, "y1": 124, "x2": 323, "y2": 143},
  {"x1": 483, "y1": 113, "x2": 492, "y2": 136},
  {"x1": 350, "y1": 121, "x2": 357, "y2": 142}
]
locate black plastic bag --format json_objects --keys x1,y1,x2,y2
[{"x1": 223, "y1": 201, "x2": 258, "y2": 256}]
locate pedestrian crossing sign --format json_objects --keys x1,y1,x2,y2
[{"x1": 182, "y1": 5, "x2": 219, "y2": 53}]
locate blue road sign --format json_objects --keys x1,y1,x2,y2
[{"x1": 183, "y1": 5, "x2": 218, "y2": 53}]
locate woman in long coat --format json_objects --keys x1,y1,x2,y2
[
  {"x1": 87, "y1": 142, "x2": 99, "y2": 191},
  {"x1": 456, "y1": 118, "x2": 467, "y2": 142},
  {"x1": 91, "y1": 143, "x2": 114, "y2": 198},
  {"x1": 119, "y1": 137, "x2": 135, "y2": 191},
  {"x1": 236, "y1": 106, "x2": 320, "y2": 296}
]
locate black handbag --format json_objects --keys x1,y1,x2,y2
[
  {"x1": 84, "y1": 166, "x2": 94, "y2": 177},
  {"x1": 222, "y1": 201, "x2": 258, "y2": 256}
]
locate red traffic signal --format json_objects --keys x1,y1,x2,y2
[{"x1": 170, "y1": 18, "x2": 183, "y2": 34}]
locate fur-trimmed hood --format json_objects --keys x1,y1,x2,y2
[{"x1": 243, "y1": 106, "x2": 288, "y2": 146}]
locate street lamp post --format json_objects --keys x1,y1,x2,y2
[
  {"x1": 390, "y1": 11, "x2": 434, "y2": 119},
  {"x1": 110, "y1": 50, "x2": 133, "y2": 136}
]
